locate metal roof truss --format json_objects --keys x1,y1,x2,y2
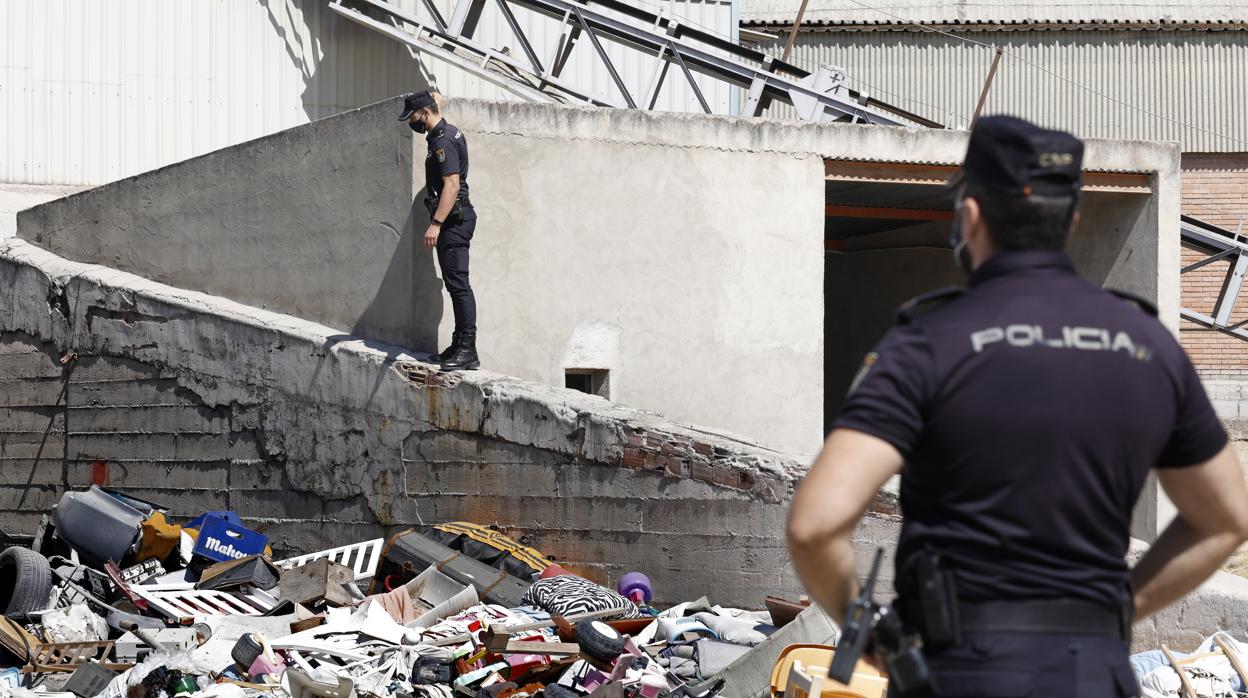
[
  {"x1": 329, "y1": 0, "x2": 935, "y2": 126},
  {"x1": 1181, "y1": 215, "x2": 1248, "y2": 342}
]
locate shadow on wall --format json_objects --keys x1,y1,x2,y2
[
  {"x1": 353, "y1": 193, "x2": 446, "y2": 354},
  {"x1": 259, "y1": 0, "x2": 438, "y2": 122},
  {"x1": 824, "y1": 244, "x2": 964, "y2": 430},
  {"x1": 1068, "y1": 192, "x2": 1150, "y2": 291}
]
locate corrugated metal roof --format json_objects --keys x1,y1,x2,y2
[{"x1": 740, "y1": 0, "x2": 1248, "y2": 28}]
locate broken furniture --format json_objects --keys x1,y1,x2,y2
[
  {"x1": 275, "y1": 539, "x2": 384, "y2": 582},
  {"x1": 279, "y1": 558, "x2": 356, "y2": 607}
]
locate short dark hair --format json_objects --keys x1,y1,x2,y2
[{"x1": 964, "y1": 182, "x2": 1078, "y2": 251}]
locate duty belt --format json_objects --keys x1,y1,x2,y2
[{"x1": 901, "y1": 598, "x2": 1132, "y2": 641}]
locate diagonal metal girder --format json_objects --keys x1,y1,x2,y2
[
  {"x1": 329, "y1": 0, "x2": 938, "y2": 127},
  {"x1": 1181, "y1": 215, "x2": 1248, "y2": 342}
]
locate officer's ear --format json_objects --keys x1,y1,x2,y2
[{"x1": 961, "y1": 195, "x2": 985, "y2": 241}]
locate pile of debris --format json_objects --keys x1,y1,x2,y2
[{"x1": 0, "y1": 487, "x2": 818, "y2": 698}]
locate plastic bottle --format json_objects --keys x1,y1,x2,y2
[{"x1": 617, "y1": 571, "x2": 653, "y2": 605}]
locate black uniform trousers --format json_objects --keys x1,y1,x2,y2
[
  {"x1": 888, "y1": 632, "x2": 1139, "y2": 698},
  {"x1": 435, "y1": 215, "x2": 477, "y2": 334}
]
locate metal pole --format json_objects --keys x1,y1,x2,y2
[
  {"x1": 780, "y1": 0, "x2": 811, "y2": 63},
  {"x1": 971, "y1": 46, "x2": 1004, "y2": 126}
]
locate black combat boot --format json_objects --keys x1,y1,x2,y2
[
  {"x1": 440, "y1": 331, "x2": 480, "y2": 371},
  {"x1": 435, "y1": 331, "x2": 461, "y2": 363}
]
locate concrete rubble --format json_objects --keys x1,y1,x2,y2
[{"x1": 0, "y1": 493, "x2": 832, "y2": 698}]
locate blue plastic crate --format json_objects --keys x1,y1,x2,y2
[{"x1": 191, "y1": 514, "x2": 268, "y2": 563}]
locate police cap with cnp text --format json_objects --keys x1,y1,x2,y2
[
  {"x1": 948, "y1": 115, "x2": 1084, "y2": 197},
  {"x1": 397, "y1": 91, "x2": 437, "y2": 120}
]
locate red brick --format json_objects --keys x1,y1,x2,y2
[
  {"x1": 691, "y1": 461, "x2": 714, "y2": 483},
  {"x1": 622, "y1": 448, "x2": 644, "y2": 468},
  {"x1": 712, "y1": 466, "x2": 742, "y2": 488}
]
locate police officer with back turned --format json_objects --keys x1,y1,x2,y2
[
  {"x1": 399, "y1": 90, "x2": 479, "y2": 371},
  {"x1": 787, "y1": 116, "x2": 1248, "y2": 696}
]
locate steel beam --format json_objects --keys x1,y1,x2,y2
[
  {"x1": 332, "y1": 0, "x2": 935, "y2": 126},
  {"x1": 1214, "y1": 251, "x2": 1248, "y2": 327},
  {"x1": 1180, "y1": 215, "x2": 1248, "y2": 342}
]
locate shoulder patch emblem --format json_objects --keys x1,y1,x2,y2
[
  {"x1": 847, "y1": 352, "x2": 878, "y2": 396},
  {"x1": 435, "y1": 148, "x2": 446, "y2": 163}
]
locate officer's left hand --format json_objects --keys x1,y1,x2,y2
[{"x1": 424, "y1": 224, "x2": 440, "y2": 250}]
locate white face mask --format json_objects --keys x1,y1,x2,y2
[{"x1": 949, "y1": 198, "x2": 972, "y2": 275}]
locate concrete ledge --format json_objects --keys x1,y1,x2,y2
[
  {"x1": 0, "y1": 237, "x2": 820, "y2": 604},
  {"x1": 449, "y1": 98, "x2": 1179, "y2": 175}
]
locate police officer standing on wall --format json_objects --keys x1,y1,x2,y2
[
  {"x1": 787, "y1": 116, "x2": 1248, "y2": 696},
  {"x1": 399, "y1": 90, "x2": 480, "y2": 371}
]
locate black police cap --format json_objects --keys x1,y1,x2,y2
[
  {"x1": 948, "y1": 116, "x2": 1084, "y2": 197},
  {"x1": 397, "y1": 90, "x2": 437, "y2": 120}
]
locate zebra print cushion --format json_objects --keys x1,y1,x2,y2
[{"x1": 521, "y1": 574, "x2": 640, "y2": 619}]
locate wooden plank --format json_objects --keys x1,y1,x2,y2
[
  {"x1": 0, "y1": 617, "x2": 36, "y2": 662},
  {"x1": 825, "y1": 205, "x2": 954, "y2": 222},
  {"x1": 1161, "y1": 645, "x2": 1197, "y2": 698},
  {"x1": 1213, "y1": 635, "x2": 1248, "y2": 691},
  {"x1": 823, "y1": 159, "x2": 1152, "y2": 194},
  {"x1": 502, "y1": 640, "x2": 581, "y2": 656},
  {"x1": 278, "y1": 558, "x2": 355, "y2": 607}
]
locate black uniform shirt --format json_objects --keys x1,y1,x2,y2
[
  {"x1": 424, "y1": 120, "x2": 471, "y2": 202},
  {"x1": 836, "y1": 250, "x2": 1227, "y2": 607}
]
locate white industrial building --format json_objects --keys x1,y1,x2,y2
[{"x1": 1, "y1": 0, "x2": 736, "y2": 186}]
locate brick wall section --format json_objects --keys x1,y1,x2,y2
[
  {"x1": 1180, "y1": 153, "x2": 1248, "y2": 381},
  {"x1": 1182, "y1": 153, "x2": 1248, "y2": 231}
]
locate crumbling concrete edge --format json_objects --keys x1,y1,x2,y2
[
  {"x1": 0, "y1": 238, "x2": 808, "y2": 509},
  {"x1": 1126, "y1": 539, "x2": 1248, "y2": 651}
]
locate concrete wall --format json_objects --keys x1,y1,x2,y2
[
  {"x1": 459, "y1": 121, "x2": 824, "y2": 454},
  {"x1": 0, "y1": 238, "x2": 826, "y2": 606},
  {"x1": 17, "y1": 103, "x2": 441, "y2": 353},
  {"x1": 16, "y1": 98, "x2": 1182, "y2": 456}
]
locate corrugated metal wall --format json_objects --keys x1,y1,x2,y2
[
  {"x1": 0, "y1": 0, "x2": 435, "y2": 185},
  {"x1": 769, "y1": 30, "x2": 1248, "y2": 152},
  {"x1": 1, "y1": 0, "x2": 736, "y2": 186}
]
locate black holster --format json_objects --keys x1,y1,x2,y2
[
  {"x1": 915, "y1": 551, "x2": 961, "y2": 648},
  {"x1": 424, "y1": 193, "x2": 470, "y2": 224}
]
